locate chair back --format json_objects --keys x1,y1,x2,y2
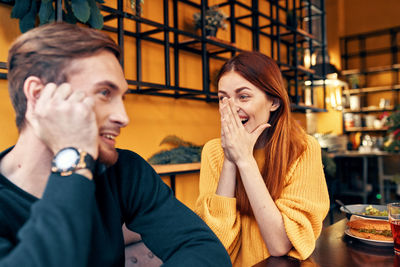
[{"x1": 378, "y1": 154, "x2": 400, "y2": 203}]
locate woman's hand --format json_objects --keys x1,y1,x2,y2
[{"x1": 219, "y1": 98, "x2": 270, "y2": 165}]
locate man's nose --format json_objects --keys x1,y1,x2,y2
[{"x1": 110, "y1": 100, "x2": 129, "y2": 127}]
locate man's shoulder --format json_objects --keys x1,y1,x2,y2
[
  {"x1": 112, "y1": 148, "x2": 155, "y2": 174},
  {"x1": 116, "y1": 148, "x2": 142, "y2": 160},
  {"x1": 115, "y1": 148, "x2": 148, "y2": 165}
]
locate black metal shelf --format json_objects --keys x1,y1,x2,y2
[
  {"x1": 0, "y1": 61, "x2": 6, "y2": 80},
  {"x1": 344, "y1": 127, "x2": 389, "y2": 133},
  {"x1": 291, "y1": 103, "x2": 327, "y2": 113},
  {"x1": 97, "y1": 0, "x2": 328, "y2": 108},
  {"x1": 340, "y1": 26, "x2": 400, "y2": 135},
  {"x1": 343, "y1": 85, "x2": 400, "y2": 95},
  {"x1": 343, "y1": 106, "x2": 396, "y2": 113},
  {"x1": 342, "y1": 64, "x2": 400, "y2": 76},
  {"x1": 0, "y1": 0, "x2": 328, "y2": 110}
]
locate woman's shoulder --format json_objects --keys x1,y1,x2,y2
[
  {"x1": 202, "y1": 138, "x2": 224, "y2": 158},
  {"x1": 285, "y1": 135, "x2": 322, "y2": 182},
  {"x1": 203, "y1": 138, "x2": 222, "y2": 150},
  {"x1": 304, "y1": 134, "x2": 322, "y2": 153},
  {"x1": 204, "y1": 138, "x2": 221, "y2": 147}
]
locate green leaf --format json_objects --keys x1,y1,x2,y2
[
  {"x1": 88, "y1": 0, "x2": 103, "y2": 29},
  {"x1": 48, "y1": 10, "x2": 55, "y2": 23},
  {"x1": 11, "y1": 0, "x2": 31, "y2": 19},
  {"x1": 159, "y1": 135, "x2": 197, "y2": 147},
  {"x1": 148, "y1": 147, "x2": 202, "y2": 164},
  {"x1": 71, "y1": 0, "x2": 90, "y2": 23},
  {"x1": 19, "y1": 0, "x2": 37, "y2": 33},
  {"x1": 38, "y1": 1, "x2": 54, "y2": 25},
  {"x1": 64, "y1": 0, "x2": 78, "y2": 24}
]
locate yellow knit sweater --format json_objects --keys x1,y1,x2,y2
[{"x1": 195, "y1": 135, "x2": 330, "y2": 267}]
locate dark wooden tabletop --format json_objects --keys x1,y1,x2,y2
[{"x1": 253, "y1": 218, "x2": 397, "y2": 267}]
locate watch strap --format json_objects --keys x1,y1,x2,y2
[
  {"x1": 75, "y1": 150, "x2": 96, "y2": 174},
  {"x1": 51, "y1": 148, "x2": 96, "y2": 176}
]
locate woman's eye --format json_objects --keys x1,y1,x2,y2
[
  {"x1": 218, "y1": 96, "x2": 226, "y2": 101},
  {"x1": 239, "y1": 95, "x2": 249, "y2": 100}
]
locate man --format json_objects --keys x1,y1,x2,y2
[{"x1": 0, "y1": 22, "x2": 231, "y2": 266}]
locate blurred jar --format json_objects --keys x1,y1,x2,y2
[
  {"x1": 344, "y1": 113, "x2": 354, "y2": 130},
  {"x1": 349, "y1": 95, "x2": 360, "y2": 110},
  {"x1": 364, "y1": 115, "x2": 376, "y2": 128},
  {"x1": 353, "y1": 114, "x2": 362, "y2": 127}
]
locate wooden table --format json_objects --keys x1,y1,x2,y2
[
  {"x1": 151, "y1": 163, "x2": 201, "y2": 195},
  {"x1": 253, "y1": 218, "x2": 396, "y2": 267}
]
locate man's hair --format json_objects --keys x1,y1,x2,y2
[{"x1": 7, "y1": 22, "x2": 121, "y2": 131}]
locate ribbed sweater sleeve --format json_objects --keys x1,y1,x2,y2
[
  {"x1": 194, "y1": 139, "x2": 241, "y2": 256},
  {"x1": 0, "y1": 173, "x2": 96, "y2": 267},
  {"x1": 276, "y1": 135, "x2": 329, "y2": 260}
]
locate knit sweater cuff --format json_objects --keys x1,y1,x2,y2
[{"x1": 208, "y1": 194, "x2": 237, "y2": 217}]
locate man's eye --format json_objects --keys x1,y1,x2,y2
[{"x1": 99, "y1": 89, "x2": 111, "y2": 97}]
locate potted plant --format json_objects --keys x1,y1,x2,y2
[
  {"x1": 148, "y1": 135, "x2": 202, "y2": 165},
  {"x1": 193, "y1": 5, "x2": 227, "y2": 37},
  {"x1": 383, "y1": 106, "x2": 400, "y2": 153},
  {"x1": 129, "y1": 0, "x2": 144, "y2": 13},
  {"x1": 8, "y1": 0, "x2": 105, "y2": 33}
]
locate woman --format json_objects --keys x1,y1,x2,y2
[{"x1": 195, "y1": 51, "x2": 329, "y2": 267}]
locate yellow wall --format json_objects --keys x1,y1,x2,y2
[
  {"x1": 0, "y1": 2, "x2": 221, "y2": 210},
  {"x1": 326, "y1": 0, "x2": 400, "y2": 67},
  {"x1": 3, "y1": 0, "x2": 374, "y2": 209},
  {"x1": 0, "y1": 5, "x2": 19, "y2": 149},
  {"x1": 319, "y1": 0, "x2": 400, "y2": 137},
  {"x1": 342, "y1": 0, "x2": 400, "y2": 36}
]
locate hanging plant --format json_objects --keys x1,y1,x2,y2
[
  {"x1": 8, "y1": 0, "x2": 105, "y2": 33},
  {"x1": 193, "y1": 5, "x2": 227, "y2": 37},
  {"x1": 148, "y1": 135, "x2": 203, "y2": 165},
  {"x1": 383, "y1": 106, "x2": 400, "y2": 153},
  {"x1": 129, "y1": 0, "x2": 143, "y2": 13}
]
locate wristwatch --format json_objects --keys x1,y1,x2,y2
[{"x1": 51, "y1": 147, "x2": 95, "y2": 176}]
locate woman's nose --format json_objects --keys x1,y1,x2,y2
[{"x1": 231, "y1": 99, "x2": 240, "y2": 112}]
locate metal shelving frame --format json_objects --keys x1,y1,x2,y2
[
  {"x1": 340, "y1": 26, "x2": 400, "y2": 134},
  {"x1": 0, "y1": 0, "x2": 328, "y2": 112}
]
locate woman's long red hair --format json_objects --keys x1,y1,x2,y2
[{"x1": 217, "y1": 51, "x2": 307, "y2": 215}]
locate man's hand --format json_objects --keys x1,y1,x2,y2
[
  {"x1": 26, "y1": 83, "x2": 98, "y2": 159},
  {"x1": 219, "y1": 98, "x2": 270, "y2": 165}
]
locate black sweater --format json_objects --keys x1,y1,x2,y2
[{"x1": 0, "y1": 147, "x2": 231, "y2": 266}]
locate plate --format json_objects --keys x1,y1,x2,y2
[
  {"x1": 344, "y1": 215, "x2": 393, "y2": 247},
  {"x1": 344, "y1": 229, "x2": 393, "y2": 247},
  {"x1": 340, "y1": 204, "x2": 388, "y2": 220}
]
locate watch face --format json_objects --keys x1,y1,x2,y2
[{"x1": 54, "y1": 148, "x2": 80, "y2": 171}]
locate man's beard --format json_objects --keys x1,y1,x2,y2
[{"x1": 98, "y1": 145, "x2": 119, "y2": 166}]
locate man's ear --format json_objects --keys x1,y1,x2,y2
[
  {"x1": 23, "y1": 76, "x2": 44, "y2": 108},
  {"x1": 270, "y1": 97, "x2": 281, "y2": 112}
]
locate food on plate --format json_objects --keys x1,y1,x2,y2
[
  {"x1": 356, "y1": 205, "x2": 388, "y2": 217},
  {"x1": 347, "y1": 218, "x2": 393, "y2": 241}
]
